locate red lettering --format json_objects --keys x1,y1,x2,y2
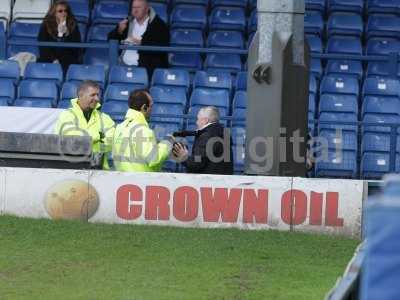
[
  {"x1": 173, "y1": 186, "x2": 198, "y2": 222},
  {"x1": 325, "y1": 192, "x2": 344, "y2": 227},
  {"x1": 242, "y1": 189, "x2": 268, "y2": 224},
  {"x1": 200, "y1": 187, "x2": 241, "y2": 223},
  {"x1": 145, "y1": 186, "x2": 170, "y2": 220},
  {"x1": 281, "y1": 189, "x2": 307, "y2": 225},
  {"x1": 309, "y1": 192, "x2": 323, "y2": 225},
  {"x1": 116, "y1": 184, "x2": 142, "y2": 220}
]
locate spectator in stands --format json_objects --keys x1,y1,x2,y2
[
  {"x1": 112, "y1": 89, "x2": 173, "y2": 172},
  {"x1": 38, "y1": 0, "x2": 81, "y2": 74},
  {"x1": 172, "y1": 106, "x2": 233, "y2": 175},
  {"x1": 107, "y1": 0, "x2": 169, "y2": 77},
  {"x1": 54, "y1": 80, "x2": 115, "y2": 169}
]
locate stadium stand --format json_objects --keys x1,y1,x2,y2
[{"x1": 2, "y1": 0, "x2": 400, "y2": 177}]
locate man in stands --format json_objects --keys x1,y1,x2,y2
[
  {"x1": 108, "y1": 0, "x2": 169, "y2": 77},
  {"x1": 172, "y1": 106, "x2": 234, "y2": 175},
  {"x1": 54, "y1": 80, "x2": 115, "y2": 169},
  {"x1": 112, "y1": 89, "x2": 173, "y2": 172}
]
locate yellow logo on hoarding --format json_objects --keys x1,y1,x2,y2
[{"x1": 44, "y1": 180, "x2": 99, "y2": 221}]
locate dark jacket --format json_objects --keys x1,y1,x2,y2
[
  {"x1": 107, "y1": 7, "x2": 169, "y2": 77},
  {"x1": 184, "y1": 123, "x2": 233, "y2": 175},
  {"x1": 37, "y1": 22, "x2": 81, "y2": 74}
]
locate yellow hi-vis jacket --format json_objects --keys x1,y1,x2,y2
[
  {"x1": 54, "y1": 98, "x2": 115, "y2": 169},
  {"x1": 112, "y1": 109, "x2": 171, "y2": 172}
]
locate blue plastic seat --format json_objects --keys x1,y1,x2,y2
[
  {"x1": 0, "y1": 79, "x2": 15, "y2": 105},
  {"x1": 207, "y1": 30, "x2": 244, "y2": 49},
  {"x1": 320, "y1": 75, "x2": 359, "y2": 96},
  {"x1": 150, "y1": 104, "x2": 184, "y2": 125},
  {"x1": 60, "y1": 82, "x2": 79, "y2": 103},
  {"x1": 366, "y1": 14, "x2": 400, "y2": 40},
  {"x1": 326, "y1": 36, "x2": 362, "y2": 55},
  {"x1": 325, "y1": 60, "x2": 363, "y2": 80},
  {"x1": 363, "y1": 114, "x2": 400, "y2": 134},
  {"x1": 92, "y1": 1, "x2": 129, "y2": 25},
  {"x1": 168, "y1": 53, "x2": 203, "y2": 72},
  {"x1": 328, "y1": 0, "x2": 364, "y2": 14},
  {"x1": 0, "y1": 60, "x2": 19, "y2": 84},
  {"x1": 304, "y1": 11, "x2": 324, "y2": 36},
  {"x1": 367, "y1": 0, "x2": 400, "y2": 14},
  {"x1": 235, "y1": 72, "x2": 247, "y2": 91},
  {"x1": 193, "y1": 70, "x2": 232, "y2": 92},
  {"x1": 17, "y1": 80, "x2": 58, "y2": 107},
  {"x1": 366, "y1": 38, "x2": 400, "y2": 56},
  {"x1": 69, "y1": 0, "x2": 90, "y2": 24},
  {"x1": 151, "y1": 122, "x2": 181, "y2": 141},
  {"x1": 77, "y1": 23, "x2": 87, "y2": 41},
  {"x1": 108, "y1": 65, "x2": 148, "y2": 89},
  {"x1": 190, "y1": 88, "x2": 229, "y2": 114},
  {"x1": 319, "y1": 112, "x2": 358, "y2": 132},
  {"x1": 66, "y1": 64, "x2": 106, "y2": 88},
  {"x1": 361, "y1": 151, "x2": 391, "y2": 179},
  {"x1": 24, "y1": 62, "x2": 63, "y2": 86},
  {"x1": 233, "y1": 90, "x2": 246, "y2": 109},
  {"x1": 319, "y1": 129, "x2": 358, "y2": 151},
  {"x1": 209, "y1": 7, "x2": 246, "y2": 32},
  {"x1": 150, "y1": 86, "x2": 187, "y2": 107},
  {"x1": 83, "y1": 48, "x2": 109, "y2": 69},
  {"x1": 366, "y1": 61, "x2": 400, "y2": 78},
  {"x1": 87, "y1": 24, "x2": 115, "y2": 43},
  {"x1": 171, "y1": 28, "x2": 203, "y2": 47},
  {"x1": 104, "y1": 84, "x2": 132, "y2": 103},
  {"x1": 170, "y1": 5, "x2": 207, "y2": 30},
  {"x1": 7, "y1": 22, "x2": 40, "y2": 57},
  {"x1": 306, "y1": 34, "x2": 323, "y2": 53},
  {"x1": 101, "y1": 101, "x2": 127, "y2": 123},
  {"x1": 169, "y1": 29, "x2": 203, "y2": 72},
  {"x1": 305, "y1": 0, "x2": 326, "y2": 13},
  {"x1": 363, "y1": 77, "x2": 400, "y2": 98},
  {"x1": 151, "y1": 68, "x2": 190, "y2": 94},
  {"x1": 327, "y1": 13, "x2": 363, "y2": 38},
  {"x1": 311, "y1": 58, "x2": 323, "y2": 79},
  {"x1": 204, "y1": 54, "x2": 242, "y2": 73},
  {"x1": 315, "y1": 150, "x2": 358, "y2": 178},
  {"x1": 151, "y1": 2, "x2": 168, "y2": 24}
]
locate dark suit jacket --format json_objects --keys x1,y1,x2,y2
[
  {"x1": 108, "y1": 10, "x2": 169, "y2": 77},
  {"x1": 184, "y1": 123, "x2": 233, "y2": 175}
]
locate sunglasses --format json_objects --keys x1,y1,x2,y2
[{"x1": 57, "y1": 9, "x2": 67, "y2": 13}]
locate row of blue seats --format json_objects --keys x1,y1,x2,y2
[
  {"x1": 0, "y1": 62, "x2": 247, "y2": 93},
  {"x1": 306, "y1": 12, "x2": 400, "y2": 40},
  {"x1": 305, "y1": 0, "x2": 400, "y2": 16},
  {"x1": 0, "y1": 77, "x2": 247, "y2": 120}
]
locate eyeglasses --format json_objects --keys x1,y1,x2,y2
[{"x1": 57, "y1": 9, "x2": 67, "y2": 13}]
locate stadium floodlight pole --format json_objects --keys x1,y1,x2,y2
[{"x1": 245, "y1": 0, "x2": 309, "y2": 177}]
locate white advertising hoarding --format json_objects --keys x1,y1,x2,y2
[{"x1": 0, "y1": 167, "x2": 365, "y2": 237}]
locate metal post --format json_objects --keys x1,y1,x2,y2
[{"x1": 245, "y1": 0, "x2": 309, "y2": 176}]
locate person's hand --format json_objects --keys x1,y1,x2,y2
[
  {"x1": 118, "y1": 19, "x2": 129, "y2": 34},
  {"x1": 126, "y1": 36, "x2": 141, "y2": 45},
  {"x1": 172, "y1": 142, "x2": 189, "y2": 162}
]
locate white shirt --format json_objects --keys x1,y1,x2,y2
[{"x1": 122, "y1": 17, "x2": 149, "y2": 66}]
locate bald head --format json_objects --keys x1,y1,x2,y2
[{"x1": 131, "y1": 0, "x2": 149, "y2": 22}]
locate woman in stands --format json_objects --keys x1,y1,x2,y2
[{"x1": 37, "y1": 0, "x2": 81, "y2": 74}]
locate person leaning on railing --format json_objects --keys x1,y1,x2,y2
[
  {"x1": 37, "y1": 0, "x2": 81, "y2": 74},
  {"x1": 107, "y1": 0, "x2": 169, "y2": 78}
]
